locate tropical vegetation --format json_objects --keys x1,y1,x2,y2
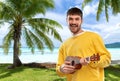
[
  {"x1": 82, "y1": 0, "x2": 120, "y2": 21},
  {"x1": 0, "y1": 0, "x2": 62, "y2": 68}
]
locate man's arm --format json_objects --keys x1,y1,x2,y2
[{"x1": 88, "y1": 34, "x2": 111, "y2": 68}]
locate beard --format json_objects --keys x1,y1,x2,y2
[
  {"x1": 69, "y1": 24, "x2": 81, "y2": 34},
  {"x1": 70, "y1": 24, "x2": 78, "y2": 27}
]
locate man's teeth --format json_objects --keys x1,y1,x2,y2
[{"x1": 72, "y1": 25, "x2": 75, "y2": 26}]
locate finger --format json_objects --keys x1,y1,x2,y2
[
  {"x1": 64, "y1": 64, "x2": 75, "y2": 69},
  {"x1": 64, "y1": 61, "x2": 71, "y2": 65},
  {"x1": 63, "y1": 67, "x2": 76, "y2": 74}
]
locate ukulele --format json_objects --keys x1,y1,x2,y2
[{"x1": 65, "y1": 53, "x2": 100, "y2": 70}]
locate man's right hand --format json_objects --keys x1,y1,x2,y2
[
  {"x1": 80, "y1": 58, "x2": 90, "y2": 65},
  {"x1": 60, "y1": 61, "x2": 76, "y2": 74}
]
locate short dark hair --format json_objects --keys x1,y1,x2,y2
[{"x1": 67, "y1": 7, "x2": 83, "y2": 19}]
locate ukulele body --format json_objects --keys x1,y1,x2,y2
[{"x1": 65, "y1": 56, "x2": 82, "y2": 69}]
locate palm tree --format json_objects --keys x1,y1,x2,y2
[
  {"x1": 0, "y1": 0, "x2": 62, "y2": 68},
  {"x1": 82, "y1": 0, "x2": 120, "y2": 22}
]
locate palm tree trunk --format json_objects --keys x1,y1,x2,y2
[
  {"x1": 7, "y1": 29, "x2": 22, "y2": 69},
  {"x1": 13, "y1": 37, "x2": 22, "y2": 67},
  {"x1": 12, "y1": 23, "x2": 22, "y2": 68}
]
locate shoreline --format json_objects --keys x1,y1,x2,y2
[
  {"x1": 111, "y1": 60, "x2": 120, "y2": 64},
  {"x1": 0, "y1": 60, "x2": 120, "y2": 68},
  {"x1": 0, "y1": 60, "x2": 120, "y2": 64}
]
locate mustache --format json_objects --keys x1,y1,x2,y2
[{"x1": 70, "y1": 24, "x2": 78, "y2": 27}]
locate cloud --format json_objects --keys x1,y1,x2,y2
[
  {"x1": 0, "y1": 0, "x2": 5, "y2": 2},
  {"x1": 0, "y1": 23, "x2": 9, "y2": 35},
  {"x1": 74, "y1": 0, "x2": 83, "y2": 4},
  {"x1": 0, "y1": 23, "x2": 9, "y2": 44},
  {"x1": 83, "y1": 13, "x2": 120, "y2": 44},
  {"x1": 35, "y1": 11, "x2": 66, "y2": 26},
  {"x1": 83, "y1": 2, "x2": 98, "y2": 17},
  {"x1": 57, "y1": 25, "x2": 71, "y2": 40},
  {"x1": 103, "y1": 23, "x2": 120, "y2": 43},
  {"x1": 53, "y1": 0, "x2": 63, "y2": 8}
]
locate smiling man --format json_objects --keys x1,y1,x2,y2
[{"x1": 56, "y1": 7, "x2": 111, "y2": 81}]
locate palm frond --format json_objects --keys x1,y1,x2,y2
[
  {"x1": 24, "y1": 25, "x2": 54, "y2": 51},
  {"x1": 22, "y1": 27, "x2": 35, "y2": 53},
  {"x1": 6, "y1": 0, "x2": 54, "y2": 18},
  {"x1": 27, "y1": 18, "x2": 47, "y2": 32},
  {"x1": 96, "y1": 0, "x2": 104, "y2": 21},
  {"x1": 31, "y1": 26, "x2": 54, "y2": 51},
  {"x1": 27, "y1": 18, "x2": 62, "y2": 41},
  {"x1": 0, "y1": 20, "x2": 4, "y2": 27},
  {"x1": 111, "y1": 0, "x2": 120, "y2": 15},
  {"x1": 23, "y1": 18, "x2": 58, "y2": 51},
  {"x1": 105, "y1": 0, "x2": 110, "y2": 22},
  {"x1": 82, "y1": 0, "x2": 120, "y2": 21},
  {"x1": 82, "y1": 0, "x2": 93, "y2": 9},
  {"x1": 3, "y1": 24, "x2": 14, "y2": 54},
  {"x1": 26, "y1": 28, "x2": 45, "y2": 50},
  {"x1": 47, "y1": 25, "x2": 62, "y2": 42},
  {"x1": 0, "y1": 1, "x2": 16, "y2": 21}
]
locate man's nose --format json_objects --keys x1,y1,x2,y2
[{"x1": 72, "y1": 19, "x2": 76, "y2": 24}]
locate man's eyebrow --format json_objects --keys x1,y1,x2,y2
[{"x1": 68, "y1": 17, "x2": 73, "y2": 19}]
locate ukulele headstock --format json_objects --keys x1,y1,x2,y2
[{"x1": 90, "y1": 53, "x2": 100, "y2": 61}]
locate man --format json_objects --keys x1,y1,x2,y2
[{"x1": 56, "y1": 7, "x2": 111, "y2": 81}]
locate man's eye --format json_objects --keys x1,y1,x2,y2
[
  {"x1": 76, "y1": 18, "x2": 80, "y2": 20},
  {"x1": 69, "y1": 18, "x2": 73, "y2": 20}
]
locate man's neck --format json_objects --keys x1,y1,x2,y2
[{"x1": 73, "y1": 30, "x2": 84, "y2": 36}]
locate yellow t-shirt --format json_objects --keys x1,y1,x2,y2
[{"x1": 56, "y1": 31, "x2": 111, "y2": 81}]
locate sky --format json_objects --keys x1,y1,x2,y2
[
  {"x1": 0, "y1": 0, "x2": 120, "y2": 47},
  {"x1": 48, "y1": 0, "x2": 120, "y2": 45}
]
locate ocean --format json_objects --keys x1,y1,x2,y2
[{"x1": 0, "y1": 48, "x2": 120, "y2": 63}]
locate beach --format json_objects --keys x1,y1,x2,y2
[{"x1": 0, "y1": 48, "x2": 120, "y2": 64}]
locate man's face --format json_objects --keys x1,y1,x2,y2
[{"x1": 67, "y1": 15, "x2": 82, "y2": 34}]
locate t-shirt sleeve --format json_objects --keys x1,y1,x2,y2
[{"x1": 89, "y1": 33, "x2": 111, "y2": 68}]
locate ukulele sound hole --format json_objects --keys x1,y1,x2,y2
[{"x1": 71, "y1": 60, "x2": 75, "y2": 66}]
